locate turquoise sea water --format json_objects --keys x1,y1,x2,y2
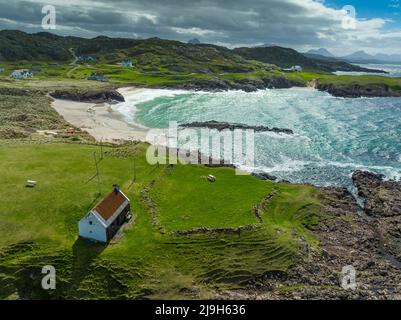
[{"x1": 115, "y1": 87, "x2": 401, "y2": 188}]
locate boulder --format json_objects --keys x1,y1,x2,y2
[
  {"x1": 352, "y1": 170, "x2": 401, "y2": 217},
  {"x1": 50, "y1": 89, "x2": 125, "y2": 103}
]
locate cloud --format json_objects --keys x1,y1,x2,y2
[{"x1": 0, "y1": 0, "x2": 400, "y2": 54}]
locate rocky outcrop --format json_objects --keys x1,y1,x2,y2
[
  {"x1": 50, "y1": 89, "x2": 125, "y2": 103},
  {"x1": 155, "y1": 76, "x2": 401, "y2": 98},
  {"x1": 352, "y1": 170, "x2": 401, "y2": 217},
  {"x1": 155, "y1": 76, "x2": 305, "y2": 92},
  {"x1": 218, "y1": 184, "x2": 401, "y2": 300},
  {"x1": 314, "y1": 82, "x2": 401, "y2": 98},
  {"x1": 179, "y1": 120, "x2": 294, "y2": 135},
  {"x1": 252, "y1": 172, "x2": 278, "y2": 181},
  {"x1": 294, "y1": 174, "x2": 401, "y2": 299}
]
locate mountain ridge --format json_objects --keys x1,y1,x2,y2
[{"x1": 0, "y1": 30, "x2": 383, "y2": 74}]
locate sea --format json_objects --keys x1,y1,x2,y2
[{"x1": 114, "y1": 65, "x2": 401, "y2": 188}]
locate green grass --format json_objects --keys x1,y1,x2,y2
[
  {"x1": 0, "y1": 88, "x2": 93, "y2": 140},
  {"x1": 0, "y1": 141, "x2": 325, "y2": 299},
  {"x1": 2, "y1": 60, "x2": 401, "y2": 94},
  {"x1": 151, "y1": 164, "x2": 271, "y2": 231}
]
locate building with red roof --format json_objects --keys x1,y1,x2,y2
[{"x1": 78, "y1": 185, "x2": 130, "y2": 242}]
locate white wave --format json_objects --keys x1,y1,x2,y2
[
  {"x1": 317, "y1": 160, "x2": 401, "y2": 181},
  {"x1": 250, "y1": 159, "x2": 311, "y2": 174},
  {"x1": 113, "y1": 88, "x2": 192, "y2": 127}
]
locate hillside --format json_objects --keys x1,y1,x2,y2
[
  {"x1": 0, "y1": 30, "x2": 271, "y2": 74},
  {"x1": 306, "y1": 48, "x2": 335, "y2": 58},
  {"x1": 0, "y1": 30, "x2": 380, "y2": 74},
  {"x1": 1, "y1": 139, "x2": 401, "y2": 300},
  {"x1": 0, "y1": 140, "x2": 324, "y2": 299},
  {"x1": 233, "y1": 46, "x2": 383, "y2": 73}
]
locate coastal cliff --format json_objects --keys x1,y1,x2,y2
[
  {"x1": 226, "y1": 171, "x2": 401, "y2": 299},
  {"x1": 308, "y1": 79, "x2": 401, "y2": 98}
]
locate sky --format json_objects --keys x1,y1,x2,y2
[{"x1": 0, "y1": 0, "x2": 401, "y2": 55}]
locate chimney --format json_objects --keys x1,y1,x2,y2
[{"x1": 112, "y1": 184, "x2": 120, "y2": 194}]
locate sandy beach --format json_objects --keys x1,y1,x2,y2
[{"x1": 51, "y1": 88, "x2": 151, "y2": 143}]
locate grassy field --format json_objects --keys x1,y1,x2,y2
[
  {"x1": 2, "y1": 60, "x2": 401, "y2": 93},
  {"x1": 0, "y1": 141, "x2": 324, "y2": 299},
  {"x1": 151, "y1": 164, "x2": 269, "y2": 231}
]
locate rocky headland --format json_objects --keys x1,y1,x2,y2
[
  {"x1": 50, "y1": 89, "x2": 125, "y2": 103},
  {"x1": 226, "y1": 170, "x2": 401, "y2": 300},
  {"x1": 309, "y1": 80, "x2": 401, "y2": 98},
  {"x1": 153, "y1": 75, "x2": 401, "y2": 98}
]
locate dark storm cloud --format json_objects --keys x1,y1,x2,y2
[{"x1": 0, "y1": 0, "x2": 397, "y2": 54}]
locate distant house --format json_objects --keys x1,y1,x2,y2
[
  {"x1": 10, "y1": 69, "x2": 33, "y2": 79},
  {"x1": 282, "y1": 65, "x2": 303, "y2": 72},
  {"x1": 78, "y1": 185, "x2": 131, "y2": 243},
  {"x1": 78, "y1": 55, "x2": 96, "y2": 62},
  {"x1": 121, "y1": 59, "x2": 133, "y2": 67},
  {"x1": 88, "y1": 72, "x2": 108, "y2": 82}
]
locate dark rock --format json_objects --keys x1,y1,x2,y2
[
  {"x1": 153, "y1": 75, "x2": 305, "y2": 93},
  {"x1": 252, "y1": 172, "x2": 278, "y2": 181},
  {"x1": 50, "y1": 89, "x2": 125, "y2": 103},
  {"x1": 316, "y1": 82, "x2": 401, "y2": 98},
  {"x1": 262, "y1": 76, "x2": 305, "y2": 89},
  {"x1": 179, "y1": 120, "x2": 294, "y2": 135},
  {"x1": 352, "y1": 170, "x2": 401, "y2": 217}
]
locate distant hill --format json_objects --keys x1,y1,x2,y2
[
  {"x1": 0, "y1": 30, "x2": 73, "y2": 61},
  {"x1": 342, "y1": 50, "x2": 374, "y2": 62},
  {"x1": 233, "y1": 46, "x2": 382, "y2": 73},
  {"x1": 340, "y1": 50, "x2": 401, "y2": 64},
  {"x1": 0, "y1": 30, "x2": 384, "y2": 74},
  {"x1": 188, "y1": 38, "x2": 200, "y2": 44},
  {"x1": 306, "y1": 48, "x2": 335, "y2": 58},
  {"x1": 0, "y1": 30, "x2": 266, "y2": 74}
]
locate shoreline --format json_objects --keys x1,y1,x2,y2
[
  {"x1": 50, "y1": 86, "x2": 401, "y2": 185},
  {"x1": 51, "y1": 90, "x2": 150, "y2": 144}
]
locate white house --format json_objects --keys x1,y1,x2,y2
[
  {"x1": 10, "y1": 69, "x2": 33, "y2": 79},
  {"x1": 121, "y1": 59, "x2": 133, "y2": 67},
  {"x1": 282, "y1": 65, "x2": 303, "y2": 72},
  {"x1": 292, "y1": 65, "x2": 303, "y2": 72},
  {"x1": 78, "y1": 185, "x2": 130, "y2": 243},
  {"x1": 78, "y1": 55, "x2": 96, "y2": 62}
]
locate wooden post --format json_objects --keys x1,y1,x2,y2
[
  {"x1": 94, "y1": 152, "x2": 101, "y2": 195},
  {"x1": 132, "y1": 158, "x2": 136, "y2": 182}
]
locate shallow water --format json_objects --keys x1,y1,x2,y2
[{"x1": 114, "y1": 87, "x2": 401, "y2": 188}]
